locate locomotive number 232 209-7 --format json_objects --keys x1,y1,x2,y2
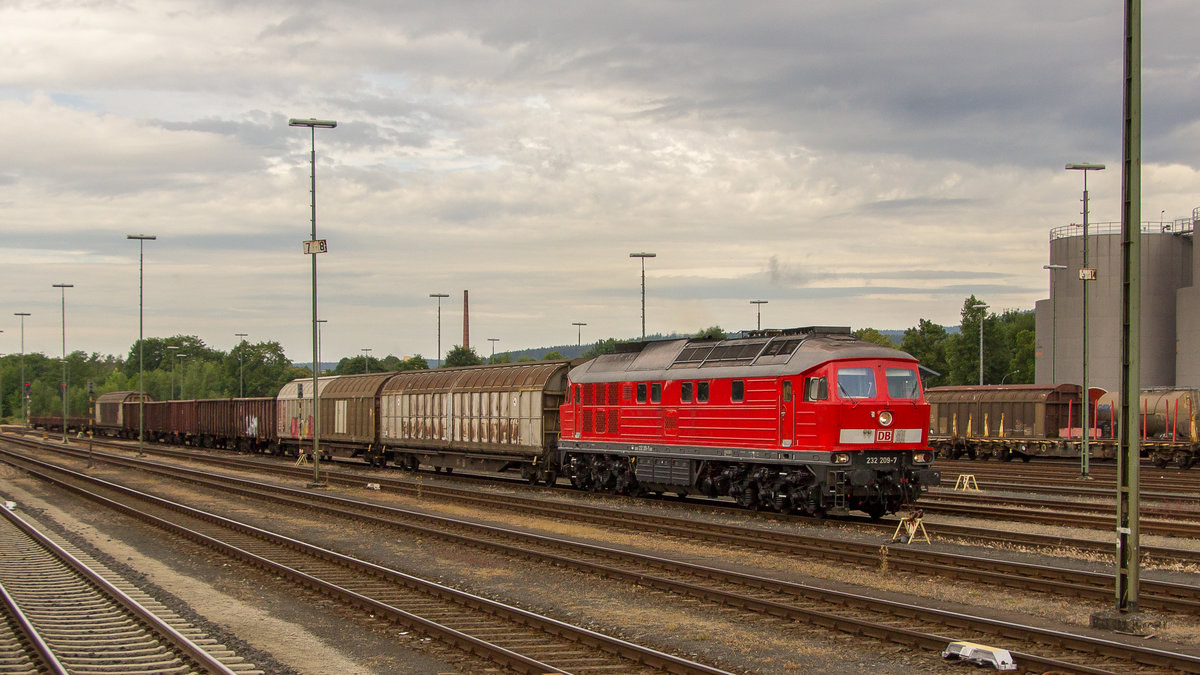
[{"x1": 866, "y1": 455, "x2": 898, "y2": 464}]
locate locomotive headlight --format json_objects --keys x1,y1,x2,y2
[
  {"x1": 832, "y1": 452, "x2": 851, "y2": 464},
  {"x1": 878, "y1": 411, "x2": 893, "y2": 427},
  {"x1": 912, "y1": 451, "x2": 932, "y2": 463}
]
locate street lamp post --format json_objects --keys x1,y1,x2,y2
[
  {"x1": 175, "y1": 353, "x2": 186, "y2": 398},
  {"x1": 127, "y1": 234, "x2": 156, "y2": 456},
  {"x1": 290, "y1": 116, "x2": 337, "y2": 488},
  {"x1": 52, "y1": 283, "x2": 73, "y2": 444},
  {"x1": 970, "y1": 302, "x2": 989, "y2": 385},
  {"x1": 1043, "y1": 264, "x2": 1067, "y2": 382},
  {"x1": 14, "y1": 313, "x2": 30, "y2": 428},
  {"x1": 488, "y1": 337, "x2": 499, "y2": 363},
  {"x1": 750, "y1": 300, "x2": 768, "y2": 331},
  {"x1": 234, "y1": 333, "x2": 248, "y2": 397},
  {"x1": 361, "y1": 348, "x2": 372, "y2": 374},
  {"x1": 166, "y1": 345, "x2": 180, "y2": 398},
  {"x1": 430, "y1": 293, "x2": 449, "y2": 367},
  {"x1": 1067, "y1": 162, "x2": 1105, "y2": 480},
  {"x1": 629, "y1": 252, "x2": 656, "y2": 339},
  {"x1": 572, "y1": 322, "x2": 587, "y2": 347}
]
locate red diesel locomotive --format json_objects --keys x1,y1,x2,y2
[{"x1": 558, "y1": 327, "x2": 939, "y2": 518}]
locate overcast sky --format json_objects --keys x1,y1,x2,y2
[{"x1": 3, "y1": 1, "x2": 1198, "y2": 364}]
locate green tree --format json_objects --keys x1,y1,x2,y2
[
  {"x1": 901, "y1": 319, "x2": 951, "y2": 387},
  {"x1": 396, "y1": 355, "x2": 429, "y2": 371},
  {"x1": 853, "y1": 327, "x2": 894, "y2": 347},
  {"x1": 443, "y1": 345, "x2": 482, "y2": 367},
  {"x1": 695, "y1": 326, "x2": 726, "y2": 340},
  {"x1": 489, "y1": 353, "x2": 513, "y2": 364},
  {"x1": 581, "y1": 338, "x2": 626, "y2": 359},
  {"x1": 542, "y1": 351, "x2": 564, "y2": 361}
]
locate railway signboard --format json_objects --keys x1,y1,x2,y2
[
  {"x1": 1079, "y1": 268, "x2": 1096, "y2": 280},
  {"x1": 303, "y1": 239, "x2": 328, "y2": 254}
]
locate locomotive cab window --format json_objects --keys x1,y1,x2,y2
[
  {"x1": 650, "y1": 382, "x2": 662, "y2": 403},
  {"x1": 681, "y1": 382, "x2": 694, "y2": 403},
  {"x1": 731, "y1": 380, "x2": 745, "y2": 403},
  {"x1": 804, "y1": 376, "x2": 828, "y2": 401},
  {"x1": 885, "y1": 368, "x2": 921, "y2": 399},
  {"x1": 697, "y1": 381, "x2": 710, "y2": 403},
  {"x1": 636, "y1": 383, "x2": 647, "y2": 403},
  {"x1": 836, "y1": 367, "x2": 877, "y2": 399}
]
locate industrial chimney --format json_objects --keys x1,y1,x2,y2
[{"x1": 462, "y1": 290, "x2": 470, "y2": 351}]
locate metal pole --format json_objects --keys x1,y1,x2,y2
[
  {"x1": 488, "y1": 338, "x2": 499, "y2": 362},
  {"x1": 751, "y1": 300, "x2": 768, "y2": 331},
  {"x1": 14, "y1": 313, "x2": 29, "y2": 428},
  {"x1": 52, "y1": 283, "x2": 73, "y2": 444},
  {"x1": 629, "y1": 252, "x2": 656, "y2": 339},
  {"x1": 572, "y1": 322, "x2": 586, "y2": 347},
  {"x1": 1067, "y1": 162, "x2": 1105, "y2": 479},
  {"x1": 1044, "y1": 265, "x2": 1067, "y2": 382},
  {"x1": 430, "y1": 293, "x2": 449, "y2": 367},
  {"x1": 234, "y1": 333, "x2": 248, "y2": 397},
  {"x1": 979, "y1": 311, "x2": 985, "y2": 385},
  {"x1": 969, "y1": 302, "x2": 988, "y2": 385},
  {"x1": 362, "y1": 348, "x2": 371, "y2": 373},
  {"x1": 127, "y1": 234, "x2": 155, "y2": 456},
  {"x1": 289, "y1": 117, "x2": 336, "y2": 488},
  {"x1": 166, "y1": 345, "x2": 178, "y2": 398},
  {"x1": 1116, "y1": 0, "x2": 1142, "y2": 616}
]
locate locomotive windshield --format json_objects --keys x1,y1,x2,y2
[
  {"x1": 836, "y1": 367, "x2": 876, "y2": 399},
  {"x1": 885, "y1": 368, "x2": 921, "y2": 399}
]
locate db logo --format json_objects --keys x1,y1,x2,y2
[{"x1": 876, "y1": 429, "x2": 894, "y2": 443}]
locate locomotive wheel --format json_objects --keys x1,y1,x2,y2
[
  {"x1": 1154, "y1": 456, "x2": 1169, "y2": 469},
  {"x1": 865, "y1": 502, "x2": 887, "y2": 521}
]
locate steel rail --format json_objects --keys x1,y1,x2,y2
[
  {"x1": 0, "y1": 504, "x2": 240, "y2": 675},
  {"x1": 5, "y1": 447, "x2": 1198, "y2": 674},
  {"x1": 0, "y1": 449, "x2": 733, "y2": 675},
  {"x1": 15, "y1": 436, "x2": 1200, "y2": 614},
  {"x1": 0, "y1": 575, "x2": 68, "y2": 675}
]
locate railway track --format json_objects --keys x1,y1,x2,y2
[
  {"x1": 50, "y1": 431, "x2": 1200, "y2": 568},
  {"x1": 5, "y1": 440, "x2": 1200, "y2": 673},
  {"x1": 41, "y1": 439, "x2": 1200, "y2": 616},
  {"x1": 0, "y1": 446, "x2": 734, "y2": 675},
  {"x1": 0, "y1": 501, "x2": 252, "y2": 675}
]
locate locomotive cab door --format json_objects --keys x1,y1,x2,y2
[{"x1": 779, "y1": 379, "x2": 795, "y2": 447}]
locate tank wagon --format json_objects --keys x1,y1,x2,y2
[
  {"x1": 560, "y1": 328, "x2": 939, "y2": 518},
  {"x1": 929, "y1": 384, "x2": 1200, "y2": 468}
]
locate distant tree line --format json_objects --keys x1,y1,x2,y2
[{"x1": 0, "y1": 298, "x2": 1033, "y2": 421}]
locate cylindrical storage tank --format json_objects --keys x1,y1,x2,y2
[{"x1": 1041, "y1": 225, "x2": 1191, "y2": 390}]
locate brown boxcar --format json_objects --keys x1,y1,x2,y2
[
  {"x1": 95, "y1": 391, "x2": 152, "y2": 437},
  {"x1": 314, "y1": 373, "x2": 393, "y2": 463},
  {"x1": 926, "y1": 384, "x2": 1090, "y2": 460},
  {"x1": 379, "y1": 361, "x2": 570, "y2": 479}
]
